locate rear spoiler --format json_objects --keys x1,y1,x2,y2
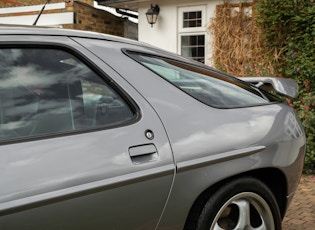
[{"x1": 238, "y1": 77, "x2": 299, "y2": 98}]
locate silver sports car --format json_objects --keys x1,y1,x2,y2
[{"x1": 0, "y1": 25, "x2": 305, "y2": 230}]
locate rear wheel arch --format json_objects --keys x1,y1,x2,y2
[{"x1": 183, "y1": 168, "x2": 287, "y2": 230}]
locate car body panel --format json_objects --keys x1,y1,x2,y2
[
  {"x1": 0, "y1": 26, "x2": 306, "y2": 229},
  {"x1": 0, "y1": 35, "x2": 175, "y2": 229},
  {"x1": 75, "y1": 37, "x2": 305, "y2": 228}
]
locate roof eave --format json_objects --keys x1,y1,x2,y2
[{"x1": 95, "y1": 0, "x2": 150, "y2": 11}]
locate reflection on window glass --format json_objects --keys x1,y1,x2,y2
[
  {"x1": 129, "y1": 53, "x2": 277, "y2": 108},
  {"x1": 0, "y1": 48, "x2": 134, "y2": 141},
  {"x1": 181, "y1": 35, "x2": 205, "y2": 63}
]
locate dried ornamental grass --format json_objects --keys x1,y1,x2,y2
[{"x1": 208, "y1": 2, "x2": 274, "y2": 77}]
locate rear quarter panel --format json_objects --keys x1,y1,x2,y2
[{"x1": 75, "y1": 37, "x2": 305, "y2": 229}]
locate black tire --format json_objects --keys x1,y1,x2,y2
[{"x1": 196, "y1": 177, "x2": 282, "y2": 230}]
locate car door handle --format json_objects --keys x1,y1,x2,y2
[{"x1": 129, "y1": 144, "x2": 158, "y2": 164}]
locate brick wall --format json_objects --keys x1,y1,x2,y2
[
  {"x1": 67, "y1": 1, "x2": 125, "y2": 37},
  {"x1": 64, "y1": 1, "x2": 138, "y2": 39},
  {"x1": 124, "y1": 20, "x2": 138, "y2": 40}
]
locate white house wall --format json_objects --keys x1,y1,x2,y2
[{"x1": 138, "y1": 0, "x2": 220, "y2": 66}]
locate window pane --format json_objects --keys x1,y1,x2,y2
[
  {"x1": 181, "y1": 36, "x2": 190, "y2": 46},
  {"x1": 192, "y1": 48, "x2": 197, "y2": 57},
  {"x1": 183, "y1": 12, "x2": 189, "y2": 20},
  {"x1": 181, "y1": 47, "x2": 191, "y2": 58},
  {"x1": 189, "y1": 12, "x2": 196, "y2": 19},
  {"x1": 183, "y1": 10, "x2": 202, "y2": 28},
  {"x1": 190, "y1": 36, "x2": 197, "y2": 45},
  {"x1": 0, "y1": 48, "x2": 134, "y2": 141},
  {"x1": 181, "y1": 35, "x2": 205, "y2": 63},
  {"x1": 198, "y1": 35, "x2": 205, "y2": 44},
  {"x1": 188, "y1": 20, "x2": 196, "y2": 27},
  {"x1": 129, "y1": 54, "x2": 276, "y2": 108}
]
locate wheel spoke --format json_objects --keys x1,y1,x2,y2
[
  {"x1": 213, "y1": 223, "x2": 225, "y2": 230},
  {"x1": 254, "y1": 224, "x2": 267, "y2": 230},
  {"x1": 202, "y1": 179, "x2": 279, "y2": 230},
  {"x1": 234, "y1": 199, "x2": 251, "y2": 229}
]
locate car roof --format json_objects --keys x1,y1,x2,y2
[
  {"x1": 0, "y1": 24, "x2": 209, "y2": 68},
  {"x1": 0, "y1": 24, "x2": 148, "y2": 47}
]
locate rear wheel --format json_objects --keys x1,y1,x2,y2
[{"x1": 196, "y1": 177, "x2": 281, "y2": 230}]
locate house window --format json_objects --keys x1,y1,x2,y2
[
  {"x1": 183, "y1": 11, "x2": 202, "y2": 28},
  {"x1": 178, "y1": 5, "x2": 206, "y2": 32},
  {"x1": 178, "y1": 6, "x2": 206, "y2": 64},
  {"x1": 181, "y1": 35, "x2": 205, "y2": 63}
]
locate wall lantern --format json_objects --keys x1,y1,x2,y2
[{"x1": 146, "y1": 4, "x2": 160, "y2": 27}]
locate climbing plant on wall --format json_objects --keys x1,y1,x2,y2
[
  {"x1": 256, "y1": 0, "x2": 315, "y2": 173},
  {"x1": 208, "y1": 2, "x2": 274, "y2": 76}
]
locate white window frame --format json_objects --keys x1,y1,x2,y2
[
  {"x1": 177, "y1": 5, "x2": 208, "y2": 64},
  {"x1": 178, "y1": 5, "x2": 207, "y2": 33},
  {"x1": 178, "y1": 32, "x2": 206, "y2": 63}
]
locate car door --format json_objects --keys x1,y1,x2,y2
[{"x1": 0, "y1": 35, "x2": 175, "y2": 230}]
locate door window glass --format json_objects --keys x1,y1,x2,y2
[{"x1": 0, "y1": 48, "x2": 134, "y2": 141}]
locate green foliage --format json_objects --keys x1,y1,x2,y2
[{"x1": 256, "y1": 0, "x2": 315, "y2": 173}]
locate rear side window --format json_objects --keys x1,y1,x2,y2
[
  {"x1": 128, "y1": 53, "x2": 278, "y2": 108},
  {"x1": 0, "y1": 48, "x2": 134, "y2": 142}
]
